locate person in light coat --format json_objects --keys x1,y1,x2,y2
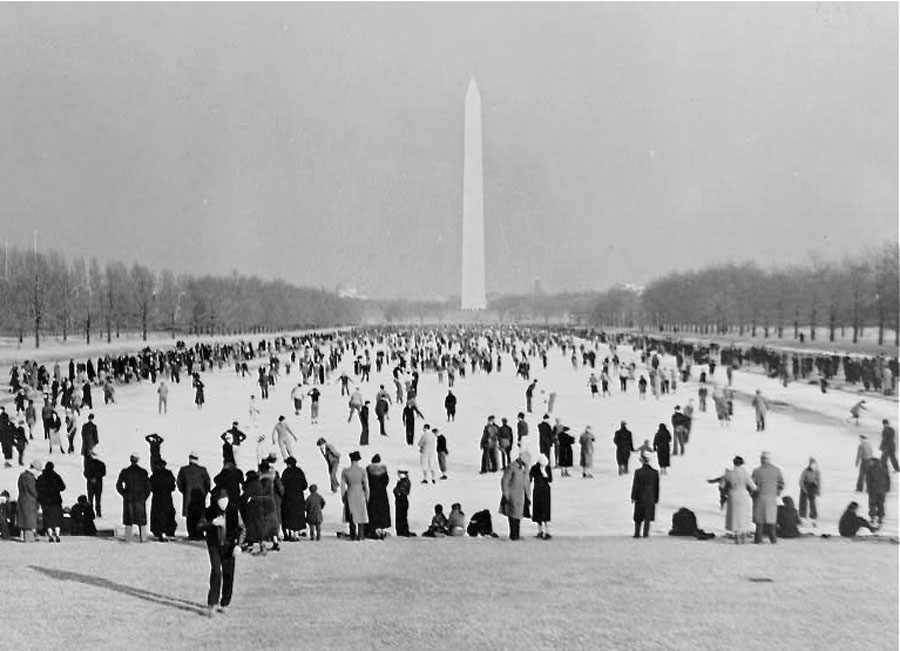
[
  {"x1": 498, "y1": 451, "x2": 531, "y2": 540},
  {"x1": 578, "y1": 426, "x2": 595, "y2": 478},
  {"x1": 751, "y1": 390, "x2": 769, "y2": 431},
  {"x1": 751, "y1": 451, "x2": 785, "y2": 544},
  {"x1": 721, "y1": 456, "x2": 757, "y2": 544},
  {"x1": 417, "y1": 424, "x2": 438, "y2": 484},
  {"x1": 17, "y1": 461, "x2": 41, "y2": 541},
  {"x1": 340, "y1": 451, "x2": 369, "y2": 541}
]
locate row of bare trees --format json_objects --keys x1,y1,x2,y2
[
  {"x1": 632, "y1": 243, "x2": 900, "y2": 346},
  {"x1": 0, "y1": 246, "x2": 360, "y2": 348}
]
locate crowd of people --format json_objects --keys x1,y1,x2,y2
[{"x1": 1, "y1": 324, "x2": 897, "y2": 615}]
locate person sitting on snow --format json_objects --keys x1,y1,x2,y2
[
  {"x1": 838, "y1": 501, "x2": 878, "y2": 538},
  {"x1": 421, "y1": 504, "x2": 449, "y2": 537}
]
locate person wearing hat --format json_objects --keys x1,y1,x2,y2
[
  {"x1": 340, "y1": 451, "x2": 369, "y2": 541},
  {"x1": 722, "y1": 456, "x2": 756, "y2": 544},
  {"x1": 37, "y1": 460, "x2": 66, "y2": 543},
  {"x1": 149, "y1": 458, "x2": 177, "y2": 542},
  {"x1": 117, "y1": 454, "x2": 152, "y2": 543},
  {"x1": 393, "y1": 470, "x2": 413, "y2": 537},
  {"x1": 614, "y1": 421, "x2": 635, "y2": 476},
  {"x1": 80, "y1": 412, "x2": 99, "y2": 461},
  {"x1": 317, "y1": 438, "x2": 341, "y2": 493},
  {"x1": 579, "y1": 425, "x2": 595, "y2": 478},
  {"x1": 480, "y1": 416, "x2": 499, "y2": 474},
  {"x1": 17, "y1": 461, "x2": 41, "y2": 542},
  {"x1": 177, "y1": 452, "x2": 211, "y2": 540},
  {"x1": 84, "y1": 447, "x2": 107, "y2": 518},
  {"x1": 751, "y1": 452, "x2": 785, "y2": 544},
  {"x1": 358, "y1": 401, "x2": 371, "y2": 447},
  {"x1": 499, "y1": 450, "x2": 531, "y2": 541},
  {"x1": 631, "y1": 450, "x2": 659, "y2": 538},
  {"x1": 855, "y1": 434, "x2": 874, "y2": 492},
  {"x1": 199, "y1": 487, "x2": 243, "y2": 616}
]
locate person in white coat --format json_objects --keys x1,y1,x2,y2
[
  {"x1": 721, "y1": 455, "x2": 757, "y2": 544},
  {"x1": 417, "y1": 424, "x2": 438, "y2": 484}
]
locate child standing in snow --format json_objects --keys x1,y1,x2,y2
[{"x1": 304, "y1": 484, "x2": 325, "y2": 541}]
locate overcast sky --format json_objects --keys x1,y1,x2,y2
[{"x1": 0, "y1": 3, "x2": 896, "y2": 299}]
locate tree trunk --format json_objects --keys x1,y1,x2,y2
[
  {"x1": 86, "y1": 316, "x2": 91, "y2": 345},
  {"x1": 33, "y1": 317, "x2": 40, "y2": 349}
]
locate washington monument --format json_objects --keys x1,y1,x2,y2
[{"x1": 461, "y1": 77, "x2": 487, "y2": 310}]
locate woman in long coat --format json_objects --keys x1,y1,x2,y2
[
  {"x1": 499, "y1": 451, "x2": 531, "y2": 540},
  {"x1": 149, "y1": 460, "x2": 177, "y2": 541},
  {"x1": 36, "y1": 461, "x2": 66, "y2": 542},
  {"x1": 578, "y1": 426, "x2": 595, "y2": 478},
  {"x1": 240, "y1": 470, "x2": 275, "y2": 554},
  {"x1": 557, "y1": 428, "x2": 574, "y2": 477},
  {"x1": 365, "y1": 454, "x2": 391, "y2": 538},
  {"x1": 530, "y1": 454, "x2": 553, "y2": 539},
  {"x1": 652, "y1": 424, "x2": 672, "y2": 475},
  {"x1": 280, "y1": 456, "x2": 308, "y2": 541},
  {"x1": 721, "y1": 456, "x2": 756, "y2": 544},
  {"x1": 341, "y1": 451, "x2": 369, "y2": 541},
  {"x1": 17, "y1": 463, "x2": 40, "y2": 540},
  {"x1": 258, "y1": 461, "x2": 283, "y2": 549}
]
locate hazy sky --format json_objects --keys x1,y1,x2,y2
[{"x1": 1, "y1": 3, "x2": 897, "y2": 299}]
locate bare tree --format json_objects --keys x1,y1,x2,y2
[{"x1": 130, "y1": 263, "x2": 156, "y2": 341}]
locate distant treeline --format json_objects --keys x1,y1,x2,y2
[
  {"x1": 597, "y1": 243, "x2": 900, "y2": 346},
  {"x1": 0, "y1": 247, "x2": 360, "y2": 347}
]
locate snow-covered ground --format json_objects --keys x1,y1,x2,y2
[{"x1": 2, "y1": 333, "x2": 896, "y2": 540}]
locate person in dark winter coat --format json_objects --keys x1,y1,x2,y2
[
  {"x1": 652, "y1": 424, "x2": 671, "y2": 474},
  {"x1": 37, "y1": 461, "x2": 66, "y2": 542},
  {"x1": 81, "y1": 449, "x2": 106, "y2": 519},
  {"x1": 530, "y1": 454, "x2": 553, "y2": 539},
  {"x1": 17, "y1": 462, "x2": 41, "y2": 541},
  {"x1": 149, "y1": 460, "x2": 177, "y2": 541},
  {"x1": 865, "y1": 458, "x2": 891, "y2": 526},
  {"x1": 838, "y1": 501, "x2": 878, "y2": 537},
  {"x1": 614, "y1": 421, "x2": 635, "y2": 476},
  {"x1": 880, "y1": 419, "x2": 899, "y2": 472},
  {"x1": 631, "y1": 451, "x2": 659, "y2": 538},
  {"x1": 80, "y1": 413, "x2": 99, "y2": 459},
  {"x1": 537, "y1": 415, "x2": 553, "y2": 457},
  {"x1": 444, "y1": 390, "x2": 457, "y2": 421},
  {"x1": 69, "y1": 495, "x2": 97, "y2": 536},
  {"x1": 557, "y1": 427, "x2": 575, "y2": 476},
  {"x1": 366, "y1": 454, "x2": 392, "y2": 538},
  {"x1": 177, "y1": 452, "x2": 211, "y2": 540},
  {"x1": 145, "y1": 433, "x2": 165, "y2": 473},
  {"x1": 241, "y1": 470, "x2": 277, "y2": 554},
  {"x1": 304, "y1": 484, "x2": 325, "y2": 541},
  {"x1": 213, "y1": 461, "x2": 245, "y2": 508},
  {"x1": 393, "y1": 469, "x2": 413, "y2": 537},
  {"x1": 199, "y1": 488, "x2": 243, "y2": 616},
  {"x1": 280, "y1": 456, "x2": 308, "y2": 540},
  {"x1": 116, "y1": 454, "x2": 152, "y2": 543}
]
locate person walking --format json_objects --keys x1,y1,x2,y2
[
  {"x1": 855, "y1": 434, "x2": 874, "y2": 492},
  {"x1": 751, "y1": 451, "x2": 784, "y2": 544},
  {"x1": 177, "y1": 452, "x2": 211, "y2": 540},
  {"x1": 671, "y1": 407, "x2": 689, "y2": 456},
  {"x1": 359, "y1": 401, "x2": 371, "y2": 446},
  {"x1": 879, "y1": 419, "x2": 899, "y2": 473},
  {"x1": 402, "y1": 400, "x2": 424, "y2": 447},
  {"x1": 271, "y1": 416, "x2": 298, "y2": 462},
  {"x1": 798, "y1": 457, "x2": 821, "y2": 525},
  {"x1": 525, "y1": 380, "x2": 537, "y2": 413},
  {"x1": 614, "y1": 421, "x2": 634, "y2": 476},
  {"x1": 631, "y1": 451, "x2": 659, "y2": 538},
  {"x1": 530, "y1": 454, "x2": 553, "y2": 539},
  {"x1": 80, "y1": 413, "x2": 99, "y2": 460},
  {"x1": 199, "y1": 487, "x2": 243, "y2": 617},
  {"x1": 722, "y1": 456, "x2": 756, "y2": 544},
  {"x1": 340, "y1": 451, "x2": 369, "y2": 541},
  {"x1": 578, "y1": 426, "x2": 595, "y2": 478},
  {"x1": 652, "y1": 424, "x2": 671, "y2": 475},
  {"x1": 116, "y1": 453, "x2": 152, "y2": 543},
  {"x1": 317, "y1": 437, "x2": 341, "y2": 493},
  {"x1": 157, "y1": 380, "x2": 168, "y2": 415},
  {"x1": 751, "y1": 390, "x2": 769, "y2": 432},
  {"x1": 499, "y1": 451, "x2": 531, "y2": 541}
]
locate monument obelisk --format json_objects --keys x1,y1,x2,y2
[{"x1": 461, "y1": 77, "x2": 487, "y2": 310}]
